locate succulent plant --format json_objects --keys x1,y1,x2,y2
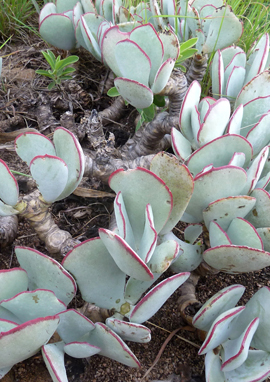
[
  {"x1": 62, "y1": 156, "x2": 194, "y2": 328},
  {"x1": 39, "y1": 0, "x2": 97, "y2": 50},
  {"x1": 137, "y1": 0, "x2": 243, "y2": 54},
  {"x1": 0, "y1": 127, "x2": 84, "y2": 214},
  {"x1": 193, "y1": 284, "x2": 270, "y2": 381},
  {"x1": 211, "y1": 33, "x2": 270, "y2": 100},
  {"x1": 0, "y1": 127, "x2": 85, "y2": 255},
  {"x1": 38, "y1": 0, "x2": 139, "y2": 52},
  {"x1": 0, "y1": 246, "x2": 76, "y2": 379},
  {"x1": 101, "y1": 23, "x2": 180, "y2": 108},
  {"x1": 167, "y1": 69, "x2": 270, "y2": 274}
]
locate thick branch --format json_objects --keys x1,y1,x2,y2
[
  {"x1": 0, "y1": 215, "x2": 18, "y2": 247},
  {"x1": 185, "y1": 54, "x2": 208, "y2": 87},
  {"x1": 78, "y1": 302, "x2": 112, "y2": 323},
  {"x1": 84, "y1": 151, "x2": 155, "y2": 183},
  {"x1": 99, "y1": 96, "x2": 127, "y2": 126},
  {"x1": 177, "y1": 273, "x2": 201, "y2": 325},
  {"x1": 16, "y1": 190, "x2": 79, "y2": 256},
  {"x1": 119, "y1": 69, "x2": 187, "y2": 160}
]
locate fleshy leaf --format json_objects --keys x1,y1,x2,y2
[
  {"x1": 99, "y1": 228, "x2": 154, "y2": 281},
  {"x1": 211, "y1": 50, "x2": 224, "y2": 99},
  {"x1": 226, "y1": 66, "x2": 246, "y2": 100},
  {"x1": 171, "y1": 127, "x2": 193, "y2": 161},
  {"x1": 39, "y1": 14, "x2": 76, "y2": 50},
  {"x1": 197, "y1": 98, "x2": 231, "y2": 146},
  {"x1": 81, "y1": 0, "x2": 96, "y2": 13},
  {"x1": 80, "y1": 14, "x2": 102, "y2": 60},
  {"x1": 209, "y1": 221, "x2": 231, "y2": 247},
  {"x1": 64, "y1": 342, "x2": 101, "y2": 358},
  {"x1": 235, "y1": 71, "x2": 270, "y2": 109},
  {"x1": 109, "y1": 167, "x2": 172, "y2": 245},
  {"x1": 164, "y1": 231, "x2": 204, "y2": 272},
  {"x1": 30, "y1": 155, "x2": 69, "y2": 203},
  {"x1": 228, "y1": 152, "x2": 246, "y2": 167},
  {"x1": 86, "y1": 323, "x2": 140, "y2": 367},
  {"x1": 106, "y1": 318, "x2": 151, "y2": 343},
  {"x1": 241, "y1": 146, "x2": 269, "y2": 194},
  {"x1": 185, "y1": 166, "x2": 247, "y2": 221},
  {"x1": 221, "y1": 318, "x2": 259, "y2": 372},
  {"x1": 150, "y1": 152, "x2": 194, "y2": 234},
  {"x1": 0, "y1": 290, "x2": 66, "y2": 324},
  {"x1": 227, "y1": 104, "x2": 243, "y2": 135},
  {"x1": 226, "y1": 217, "x2": 263, "y2": 249},
  {"x1": 158, "y1": 28, "x2": 179, "y2": 62},
  {"x1": 0, "y1": 316, "x2": 60, "y2": 369},
  {"x1": 16, "y1": 247, "x2": 76, "y2": 305},
  {"x1": 15, "y1": 132, "x2": 56, "y2": 166},
  {"x1": 198, "y1": 306, "x2": 245, "y2": 355},
  {"x1": 245, "y1": 188, "x2": 270, "y2": 228},
  {"x1": 146, "y1": 240, "x2": 179, "y2": 273},
  {"x1": 114, "y1": 77, "x2": 153, "y2": 108},
  {"x1": 241, "y1": 95, "x2": 270, "y2": 137},
  {"x1": 0, "y1": 268, "x2": 28, "y2": 301},
  {"x1": 224, "y1": 52, "x2": 246, "y2": 84},
  {"x1": 230, "y1": 287, "x2": 270, "y2": 352},
  {"x1": 221, "y1": 46, "x2": 245, "y2": 68},
  {"x1": 42, "y1": 342, "x2": 68, "y2": 382},
  {"x1": 57, "y1": 309, "x2": 95, "y2": 344},
  {"x1": 114, "y1": 191, "x2": 136, "y2": 249},
  {"x1": 193, "y1": 284, "x2": 245, "y2": 332},
  {"x1": 129, "y1": 273, "x2": 190, "y2": 324},
  {"x1": 257, "y1": 228, "x2": 270, "y2": 252},
  {"x1": 224, "y1": 350, "x2": 270, "y2": 382},
  {"x1": 0, "y1": 159, "x2": 19, "y2": 206},
  {"x1": 187, "y1": 134, "x2": 252, "y2": 176},
  {"x1": 179, "y1": 80, "x2": 201, "y2": 142},
  {"x1": 203, "y1": 245, "x2": 270, "y2": 273},
  {"x1": 0, "y1": 201, "x2": 19, "y2": 216},
  {"x1": 39, "y1": 3, "x2": 57, "y2": 23},
  {"x1": 129, "y1": 24, "x2": 163, "y2": 86},
  {"x1": 203, "y1": 195, "x2": 256, "y2": 230},
  {"x1": 115, "y1": 39, "x2": 151, "y2": 86},
  {"x1": 184, "y1": 223, "x2": 202, "y2": 244},
  {"x1": 101, "y1": 25, "x2": 129, "y2": 69},
  {"x1": 138, "y1": 204, "x2": 157, "y2": 263},
  {"x1": 245, "y1": 33, "x2": 269, "y2": 85},
  {"x1": 62, "y1": 238, "x2": 126, "y2": 310},
  {"x1": 151, "y1": 58, "x2": 175, "y2": 94},
  {"x1": 202, "y1": 6, "x2": 243, "y2": 54},
  {"x1": 246, "y1": 113, "x2": 270, "y2": 156},
  {"x1": 56, "y1": 0, "x2": 78, "y2": 12},
  {"x1": 124, "y1": 273, "x2": 161, "y2": 305},
  {"x1": 53, "y1": 127, "x2": 85, "y2": 201},
  {"x1": 205, "y1": 350, "x2": 226, "y2": 382}
]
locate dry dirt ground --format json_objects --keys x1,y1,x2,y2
[{"x1": 1, "y1": 28, "x2": 270, "y2": 382}]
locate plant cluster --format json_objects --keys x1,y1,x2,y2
[
  {"x1": 0, "y1": 0, "x2": 270, "y2": 380},
  {"x1": 193, "y1": 285, "x2": 270, "y2": 381}
]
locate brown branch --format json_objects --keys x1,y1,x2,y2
[
  {"x1": 16, "y1": 190, "x2": 79, "y2": 256},
  {"x1": 177, "y1": 273, "x2": 201, "y2": 325},
  {"x1": 99, "y1": 96, "x2": 127, "y2": 126},
  {"x1": 0, "y1": 215, "x2": 18, "y2": 247},
  {"x1": 77, "y1": 302, "x2": 113, "y2": 323},
  {"x1": 119, "y1": 69, "x2": 187, "y2": 161},
  {"x1": 84, "y1": 152, "x2": 155, "y2": 183},
  {"x1": 185, "y1": 54, "x2": 208, "y2": 87}
]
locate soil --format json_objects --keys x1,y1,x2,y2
[{"x1": 0, "y1": 26, "x2": 270, "y2": 382}]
